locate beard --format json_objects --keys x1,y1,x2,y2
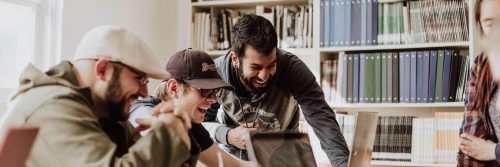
[
  {"x1": 235, "y1": 64, "x2": 273, "y2": 94},
  {"x1": 104, "y1": 66, "x2": 129, "y2": 122}
]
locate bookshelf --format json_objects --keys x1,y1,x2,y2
[
  {"x1": 205, "y1": 50, "x2": 227, "y2": 57},
  {"x1": 191, "y1": 0, "x2": 308, "y2": 8},
  {"x1": 320, "y1": 41, "x2": 470, "y2": 53},
  {"x1": 331, "y1": 102, "x2": 464, "y2": 109},
  {"x1": 188, "y1": 0, "x2": 472, "y2": 166},
  {"x1": 371, "y1": 161, "x2": 455, "y2": 167}
]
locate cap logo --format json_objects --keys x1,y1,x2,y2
[{"x1": 201, "y1": 62, "x2": 217, "y2": 72}]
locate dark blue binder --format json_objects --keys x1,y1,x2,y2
[
  {"x1": 345, "y1": 0, "x2": 352, "y2": 46},
  {"x1": 428, "y1": 50, "x2": 438, "y2": 103},
  {"x1": 416, "y1": 51, "x2": 423, "y2": 103},
  {"x1": 404, "y1": 52, "x2": 411, "y2": 103},
  {"x1": 448, "y1": 50, "x2": 462, "y2": 102},
  {"x1": 410, "y1": 51, "x2": 417, "y2": 103},
  {"x1": 371, "y1": 0, "x2": 378, "y2": 45},
  {"x1": 324, "y1": 0, "x2": 331, "y2": 47},
  {"x1": 361, "y1": 0, "x2": 367, "y2": 46},
  {"x1": 399, "y1": 52, "x2": 405, "y2": 102},
  {"x1": 441, "y1": 50, "x2": 452, "y2": 102},
  {"x1": 330, "y1": 0, "x2": 336, "y2": 47},
  {"x1": 332, "y1": 0, "x2": 339, "y2": 46},
  {"x1": 352, "y1": 0, "x2": 361, "y2": 46},
  {"x1": 353, "y1": 54, "x2": 360, "y2": 103},
  {"x1": 366, "y1": 0, "x2": 372, "y2": 46},
  {"x1": 347, "y1": 54, "x2": 353, "y2": 103},
  {"x1": 422, "y1": 51, "x2": 430, "y2": 103},
  {"x1": 320, "y1": 0, "x2": 325, "y2": 47}
]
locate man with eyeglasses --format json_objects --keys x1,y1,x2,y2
[
  {"x1": 0, "y1": 26, "x2": 193, "y2": 166},
  {"x1": 128, "y1": 48, "x2": 245, "y2": 167}
]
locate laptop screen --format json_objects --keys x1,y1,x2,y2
[{"x1": 246, "y1": 132, "x2": 317, "y2": 167}]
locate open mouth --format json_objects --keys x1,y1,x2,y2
[
  {"x1": 252, "y1": 79, "x2": 267, "y2": 88},
  {"x1": 197, "y1": 107, "x2": 208, "y2": 115}
]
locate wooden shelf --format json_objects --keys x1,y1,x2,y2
[
  {"x1": 192, "y1": 0, "x2": 309, "y2": 8},
  {"x1": 320, "y1": 42, "x2": 470, "y2": 53},
  {"x1": 282, "y1": 48, "x2": 315, "y2": 55},
  {"x1": 329, "y1": 102, "x2": 464, "y2": 109},
  {"x1": 205, "y1": 50, "x2": 227, "y2": 57},
  {"x1": 377, "y1": 0, "x2": 407, "y2": 3},
  {"x1": 371, "y1": 161, "x2": 455, "y2": 167},
  {"x1": 203, "y1": 48, "x2": 314, "y2": 57}
]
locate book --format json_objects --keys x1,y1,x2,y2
[
  {"x1": 422, "y1": 51, "x2": 430, "y2": 103},
  {"x1": 416, "y1": 51, "x2": 423, "y2": 103},
  {"x1": 410, "y1": 51, "x2": 417, "y2": 103},
  {"x1": 392, "y1": 52, "x2": 399, "y2": 103},
  {"x1": 360, "y1": 53, "x2": 366, "y2": 103},
  {"x1": 375, "y1": 53, "x2": 382, "y2": 103},
  {"x1": 441, "y1": 50, "x2": 452, "y2": 102},
  {"x1": 382, "y1": 52, "x2": 388, "y2": 103},
  {"x1": 353, "y1": 54, "x2": 360, "y2": 103},
  {"x1": 434, "y1": 50, "x2": 445, "y2": 102},
  {"x1": 387, "y1": 52, "x2": 393, "y2": 103},
  {"x1": 399, "y1": 52, "x2": 405, "y2": 102}
]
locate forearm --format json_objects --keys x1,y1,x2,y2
[
  {"x1": 199, "y1": 144, "x2": 244, "y2": 167},
  {"x1": 202, "y1": 122, "x2": 231, "y2": 145}
]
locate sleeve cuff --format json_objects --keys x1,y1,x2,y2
[{"x1": 215, "y1": 125, "x2": 231, "y2": 145}]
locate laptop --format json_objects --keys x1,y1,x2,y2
[
  {"x1": 245, "y1": 112, "x2": 378, "y2": 167},
  {"x1": 0, "y1": 126, "x2": 39, "y2": 167},
  {"x1": 245, "y1": 132, "x2": 317, "y2": 167}
]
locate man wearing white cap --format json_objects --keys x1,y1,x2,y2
[{"x1": 0, "y1": 25, "x2": 192, "y2": 166}]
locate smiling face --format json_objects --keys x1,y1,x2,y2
[
  {"x1": 101, "y1": 61, "x2": 149, "y2": 122},
  {"x1": 165, "y1": 79, "x2": 217, "y2": 123},
  {"x1": 231, "y1": 46, "x2": 277, "y2": 92}
]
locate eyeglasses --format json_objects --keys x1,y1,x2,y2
[
  {"x1": 112, "y1": 62, "x2": 149, "y2": 87},
  {"x1": 177, "y1": 79, "x2": 219, "y2": 98}
]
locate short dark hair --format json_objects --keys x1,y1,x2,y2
[{"x1": 231, "y1": 14, "x2": 277, "y2": 58}]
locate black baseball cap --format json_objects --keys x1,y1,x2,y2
[{"x1": 165, "y1": 48, "x2": 233, "y2": 90}]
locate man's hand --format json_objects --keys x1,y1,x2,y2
[
  {"x1": 227, "y1": 124, "x2": 258, "y2": 149},
  {"x1": 152, "y1": 101, "x2": 192, "y2": 129},
  {"x1": 150, "y1": 101, "x2": 192, "y2": 149},
  {"x1": 157, "y1": 113, "x2": 191, "y2": 149},
  {"x1": 460, "y1": 133, "x2": 497, "y2": 161}
]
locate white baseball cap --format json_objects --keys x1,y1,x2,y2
[{"x1": 73, "y1": 25, "x2": 170, "y2": 79}]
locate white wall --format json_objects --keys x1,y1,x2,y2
[
  {"x1": 1, "y1": 0, "x2": 183, "y2": 113},
  {"x1": 62, "y1": 0, "x2": 181, "y2": 92}
]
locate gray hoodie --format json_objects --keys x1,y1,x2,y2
[{"x1": 202, "y1": 49, "x2": 349, "y2": 167}]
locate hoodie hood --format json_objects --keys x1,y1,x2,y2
[{"x1": 11, "y1": 61, "x2": 85, "y2": 100}]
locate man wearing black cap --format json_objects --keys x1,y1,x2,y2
[
  {"x1": 203, "y1": 14, "x2": 350, "y2": 167},
  {"x1": 129, "y1": 48, "x2": 244, "y2": 167}
]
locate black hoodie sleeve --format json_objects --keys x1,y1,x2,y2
[{"x1": 279, "y1": 51, "x2": 349, "y2": 167}]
